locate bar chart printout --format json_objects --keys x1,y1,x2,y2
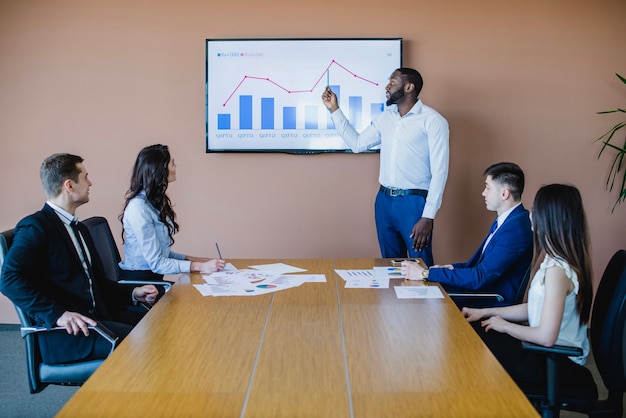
[{"x1": 206, "y1": 38, "x2": 402, "y2": 152}]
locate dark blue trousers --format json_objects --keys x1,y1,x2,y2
[{"x1": 374, "y1": 191, "x2": 434, "y2": 265}]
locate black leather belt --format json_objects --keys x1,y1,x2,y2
[{"x1": 379, "y1": 185, "x2": 428, "y2": 198}]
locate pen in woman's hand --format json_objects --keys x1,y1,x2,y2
[{"x1": 215, "y1": 242, "x2": 223, "y2": 260}]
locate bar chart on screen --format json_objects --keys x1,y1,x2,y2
[{"x1": 205, "y1": 38, "x2": 402, "y2": 152}]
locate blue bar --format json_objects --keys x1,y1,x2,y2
[
  {"x1": 283, "y1": 107, "x2": 296, "y2": 129},
  {"x1": 305, "y1": 106, "x2": 318, "y2": 129},
  {"x1": 349, "y1": 96, "x2": 362, "y2": 129},
  {"x1": 371, "y1": 103, "x2": 384, "y2": 121},
  {"x1": 327, "y1": 85, "x2": 341, "y2": 129},
  {"x1": 330, "y1": 85, "x2": 341, "y2": 106},
  {"x1": 217, "y1": 114, "x2": 231, "y2": 130},
  {"x1": 239, "y1": 95, "x2": 252, "y2": 129},
  {"x1": 261, "y1": 98, "x2": 274, "y2": 129}
]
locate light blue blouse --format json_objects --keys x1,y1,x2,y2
[{"x1": 119, "y1": 191, "x2": 191, "y2": 274}]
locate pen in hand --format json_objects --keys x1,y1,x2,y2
[{"x1": 215, "y1": 242, "x2": 223, "y2": 260}]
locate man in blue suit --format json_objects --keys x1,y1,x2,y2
[
  {"x1": 401, "y1": 162, "x2": 532, "y2": 306},
  {"x1": 0, "y1": 153, "x2": 158, "y2": 364}
]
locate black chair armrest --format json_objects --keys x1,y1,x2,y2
[
  {"x1": 521, "y1": 341, "x2": 583, "y2": 357},
  {"x1": 94, "y1": 322, "x2": 119, "y2": 351},
  {"x1": 448, "y1": 293, "x2": 504, "y2": 302},
  {"x1": 118, "y1": 279, "x2": 172, "y2": 290},
  {"x1": 21, "y1": 323, "x2": 118, "y2": 353}
]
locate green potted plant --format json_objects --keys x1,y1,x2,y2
[{"x1": 596, "y1": 73, "x2": 626, "y2": 210}]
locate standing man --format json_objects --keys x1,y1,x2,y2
[
  {"x1": 0, "y1": 153, "x2": 158, "y2": 365},
  {"x1": 322, "y1": 68, "x2": 449, "y2": 265},
  {"x1": 401, "y1": 162, "x2": 533, "y2": 306}
]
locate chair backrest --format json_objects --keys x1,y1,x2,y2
[
  {"x1": 82, "y1": 216, "x2": 122, "y2": 283},
  {"x1": 513, "y1": 264, "x2": 532, "y2": 305},
  {"x1": 0, "y1": 228, "x2": 14, "y2": 269},
  {"x1": 1, "y1": 229, "x2": 49, "y2": 392},
  {"x1": 590, "y1": 249, "x2": 626, "y2": 394}
]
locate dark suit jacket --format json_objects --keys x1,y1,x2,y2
[
  {"x1": 0, "y1": 204, "x2": 134, "y2": 363},
  {"x1": 429, "y1": 204, "x2": 533, "y2": 305}
]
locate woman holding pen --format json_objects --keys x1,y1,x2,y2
[{"x1": 118, "y1": 144, "x2": 225, "y2": 279}]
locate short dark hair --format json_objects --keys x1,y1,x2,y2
[
  {"x1": 483, "y1": 162, "x2": 525, "y2": 201},
  {"x1": 396, "y1": 68, "x2": 423, "y2": 96},
  {"x1": 40, "y1": 153, "x2": 84, "y2": 198}
]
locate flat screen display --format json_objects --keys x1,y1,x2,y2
[{"x1": 205, "y1": 38, "x2": 402, "y2": 153}]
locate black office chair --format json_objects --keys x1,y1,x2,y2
[
  {"x1": 521, "y1": 249, "x2": 626, "y2": 418},
  {"x1": 82, "y1": 216, "x2": 172, "y2": 301},
  {"x1": 0, "y1": 228, "x2": 118, "y2": 393}
]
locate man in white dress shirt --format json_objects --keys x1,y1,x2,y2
[{"x1": 322, "y1": 68, "x2": 449, "y2": 264}]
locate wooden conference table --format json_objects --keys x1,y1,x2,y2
[{"x1": 57, "y1": 259, "x2": 538, "y2": 417}]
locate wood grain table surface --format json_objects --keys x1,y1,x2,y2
[{"x1": 57, "y1": 258, "x2": 538, "y2": 417}]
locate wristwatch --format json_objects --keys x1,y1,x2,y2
[{"x1": 421, "y1": 268, "x2": 429, "y2": 279}]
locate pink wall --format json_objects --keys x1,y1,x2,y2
[{"x1": 1, "y1": 0, "x2": 625, "y2": 323}]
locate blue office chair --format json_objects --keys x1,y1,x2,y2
[
  {"x1": 0, "y1": 228, "x2": 118, "y2": 393},
  {"x1": 521, "y1": 249, "x2": 626, "y2": 417}
]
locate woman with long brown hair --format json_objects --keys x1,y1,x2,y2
[{"x1": 119, "y1": 144, "x2": 225, "y2": 277}]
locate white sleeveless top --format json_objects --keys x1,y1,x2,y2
[{"x1": 527, "y1": 255, "x2": 589, "y2": 365}]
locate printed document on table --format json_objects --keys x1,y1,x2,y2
[
  {"x1": 335, "y1": 269, "x2": 389, "y2": 289},
  {"x1": 334, "y1": 269, "x2": 376, "y2": 281},
  {"x1": 344, "y1": 277, "x2": 390, "y2": 289},
  {"x1": 204, "y1": 270, "x2": 276, "y2": 285},
  {"x1": 394, "y1": 286, "x2": 444, "y2": 299},
  {"x1": 373, "y1": 266, "x2": 404, "y2": 279},
  {"x1": 298, "y1": 274, "x2": 327, "y2": 283},
  {"x1": 195, "y1": 271, "x2": 308, "y2": 297},
  {"x1": 194, "y1": 283, "x2": 246, "y2": 297}
]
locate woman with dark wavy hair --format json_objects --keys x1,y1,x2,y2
[
  {"x1": 462, "y1": 184, "x2": 593, "y2": 385},
  {"x1": 119, "y1": 144, "x2": 225, "y2": 277}
]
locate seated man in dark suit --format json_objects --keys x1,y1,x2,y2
[
  {"x1": 401, "y1": 162, "x2": 532, "y2": 306},
  {"x1": 0, "y1": 153, "x2": 158, "y2": 364}
]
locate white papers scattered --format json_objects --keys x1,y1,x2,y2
[
  {"x1": 196, "y1": 269, "x2": 309, "y2": 297},
  {"x1": 394, "y1": 286, "x2": 444, "y2": 299},
  {"x1": 248, "y1": 263, "x2": 307, "y2": 274}
]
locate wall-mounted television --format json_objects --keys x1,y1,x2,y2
[{"x1": 205, "y1": 38, "x2": 402, "y2": 154}]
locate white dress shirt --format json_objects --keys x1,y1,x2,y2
[{"x1": 331, "y1": 99, "x2": 449, "y2": 219}]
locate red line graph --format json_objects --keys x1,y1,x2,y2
[{"x1": 221, "y1": 60, "x2": 380, "y2": 107}]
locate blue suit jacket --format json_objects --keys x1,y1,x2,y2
[
  {"x1": 429, "y1": 204, "x2": 533, "y2": 305},
  {"x1": 0, "y1": 204, "x2": 133, "y2": 363}
]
